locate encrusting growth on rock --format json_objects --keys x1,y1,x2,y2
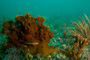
[
  {"x1": 0, "y1": 13, "x2": 87, "y2": 59},
  {"x1": 0, "y1": 13, "x2": 57, "y2": 58}
]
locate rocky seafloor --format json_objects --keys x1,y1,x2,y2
[{"x1": 0, "y1": 16, "x2": 90, "y2": 60}]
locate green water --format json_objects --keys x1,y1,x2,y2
[{"x1": 0, "y1": 0, "x2": 90, "y2": 60}]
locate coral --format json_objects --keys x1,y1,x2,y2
[
  {"x1": 69, "y1": 14, "x2": 90, "y2": 45},
  {"x1": 63, "y1": 22, "x2": 67, "y2": 39},
  {"x1": 1, "y1": 13, "x2": 87, "y2": 59},
  {"x1": 60, "y1": 35, "x2": 87, "y2": 60},
  {"x1": 0, "y1": 13, "x2": 57, "y2": 58}
]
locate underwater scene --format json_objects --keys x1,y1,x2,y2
[{"x1": 0, "y1": 0, "x2": 90, "y2": 60}]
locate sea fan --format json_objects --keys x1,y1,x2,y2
[{"x1": 69, "y1": 14, "x2": 90, "y2": 45}]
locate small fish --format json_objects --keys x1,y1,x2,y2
[
  {"x1": 23, "y1": 41, "x2": 39, "y2": 45},
  {"x1": 25, "y1": 42, "x2": 39, "y2": 45}
]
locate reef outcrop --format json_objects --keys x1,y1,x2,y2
[
  {"x1": 0, "y1": 13, "x2": 87, "y2": 59},
  {"x1": 0, "y1": 13, "x2": 57, "y2": 58}
]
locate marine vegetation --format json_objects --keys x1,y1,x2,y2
[
  {"x1": 69, "y1": 14, "x2": 90, "y2": 45},
  {"x1": 0, "y1": 13, "x2": 88, "y2": 60},
  {"x1": 0, "y1": 13, "x2": 58, "y2": 58},
  {"x1": 60, "y1": 35, "x2": 87, "y2": 60}
]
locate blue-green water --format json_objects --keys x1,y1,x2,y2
[
  {"x1": 0, "y1": 0, "x2": 90, "y2": 60},
  {"x1": 0, "y1": 0, "x2": 90, "y2": 19}
]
